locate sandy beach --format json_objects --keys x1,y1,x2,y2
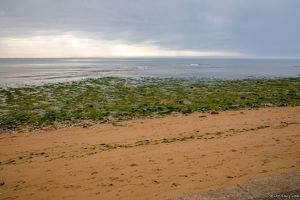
[{"x1": 1, "y1": 106, "x2": 300, "y2": 199}]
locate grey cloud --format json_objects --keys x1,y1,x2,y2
[{"x1": 1, "y1": 0, "x2": 300, "y2": 57}]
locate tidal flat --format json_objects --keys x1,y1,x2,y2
[{"x1": 0, "y1": 77, "x2": 299, "y2": 133}]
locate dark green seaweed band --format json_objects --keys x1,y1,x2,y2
[{"x1": 0, "y1": 77, "x2": 299, "y2": 132}]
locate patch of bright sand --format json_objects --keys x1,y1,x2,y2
[{"x1": 0, "y1": 107, "x2": 300, "y2": 199}]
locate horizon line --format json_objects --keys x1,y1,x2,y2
[{"x1": 1, "y1": 56, "x2": 300, "y2": 59}]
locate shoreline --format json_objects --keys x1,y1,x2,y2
[
  {"x1": 1, "y1": 77, "x2": 300, "y2": 134},
  {"x1": 1, "y1": 106, "x2": 299, "y2": 199}
]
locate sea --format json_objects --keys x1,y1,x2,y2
[{"x1": 0, "y1": 58, "x2": 300, "y2": 87}]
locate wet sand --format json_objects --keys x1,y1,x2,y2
[{"x1": 0, "y1": 107, "x2": 300, "y2": 199}]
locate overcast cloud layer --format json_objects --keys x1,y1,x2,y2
[{"x1": 0, "y1": 0, "x2": 299, "y2": 58}]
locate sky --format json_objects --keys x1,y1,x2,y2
[{"x1": 0, "y1": 0, "x2": 299, "y2": 58}]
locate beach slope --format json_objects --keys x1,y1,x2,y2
[{"x1": 0, "y1": 107, "x2": 299, "y2": 199}]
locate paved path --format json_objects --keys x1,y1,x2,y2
[{"x1": 168, "y1": 170, "x2": 300, "y2": 200}]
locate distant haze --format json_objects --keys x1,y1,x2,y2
[{"x1": 0, "y1": 0, "x2": 299, "y2": 58}]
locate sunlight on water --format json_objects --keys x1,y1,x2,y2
[{"x1": 0, "y1": 58, "x2": 299, "y2": 88}]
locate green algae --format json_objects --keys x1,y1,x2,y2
[{"x1": 0, "y1": 77, "x2": 299, "y2": 132}]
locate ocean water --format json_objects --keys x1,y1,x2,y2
[{"x1": 0, "y1": 58, "x2": 299, "y2": 87}]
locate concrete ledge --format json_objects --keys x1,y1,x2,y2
[{"x1": 168, "y1": 170, "x2": 300, "y2": 200}]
